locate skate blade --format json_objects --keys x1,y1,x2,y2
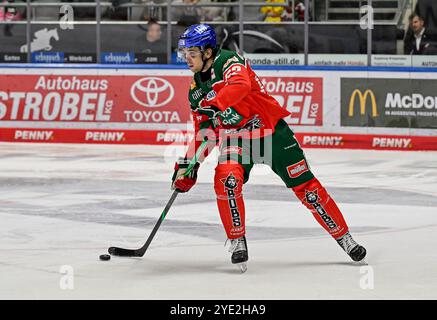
[
  {"x1": 236, "y1": 263, "x2": 247, "y2": 273},
  {"x1": 353, "y1": 259, "x2": 368, "y2": 266}
]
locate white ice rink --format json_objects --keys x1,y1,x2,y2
[{"x1": 1, "y1": 142, "x2": 437, "y2": 300}]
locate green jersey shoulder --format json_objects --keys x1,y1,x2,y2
[
  {"x1": 214, "y1": 49, "x2": 246, "y2": 77},
  {"x1": 188, "y1": 49, "x2": 246, "y2": 109}
]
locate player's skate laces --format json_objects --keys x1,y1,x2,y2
[
  {"x1": 336, "y1": 232, "x2": 367, "y2": 262},
  {"x1": 227, "y1": 236, "x2": 249, "y2": 264}
]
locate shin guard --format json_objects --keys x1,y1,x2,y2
[
  {"x1": 214, "y1": 162, "x2": 246, "y2": 239},
  {"x1": 292, "y1": 178, "x2": 349, "y2": 239}
]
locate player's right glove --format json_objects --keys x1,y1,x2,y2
[{"x1": 171, "y1": 158, "x2": 200, "y2": 193}]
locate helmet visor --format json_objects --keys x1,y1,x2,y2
[{"x1": 177, "y1": 48, "x2": 202, "y2": 62}]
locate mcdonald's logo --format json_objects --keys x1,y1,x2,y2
[{"x1": 348, "y1": 89, "x2": 379, "y2": 117}]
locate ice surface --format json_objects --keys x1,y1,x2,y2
[{"x1": 1, "y1": 142, "x2": 436, "y2": 299}]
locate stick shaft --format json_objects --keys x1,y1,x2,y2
[
  {"x1": 108, "y1": 138, "x2": 210, "y2": 257},
  {"x1": 137, "y1": 190, "x2": 179, "y2": 255}
]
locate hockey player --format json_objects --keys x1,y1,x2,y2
[{"x1": 171, "y1": 24, "x2": 366, "y2": 272}]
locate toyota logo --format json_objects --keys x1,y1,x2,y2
[{"x1": 130, "y1": 77, "x2": 174, "y2": 108}]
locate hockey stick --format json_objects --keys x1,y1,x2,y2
[{"x1": 108, "y1": 138, "x2": 209, "y2": 257}]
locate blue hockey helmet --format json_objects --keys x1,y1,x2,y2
[{"x1": 178, "y1": 24, "x2": 217, "y2": 52}]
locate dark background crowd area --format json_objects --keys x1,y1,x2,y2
[{"x1": 1, "y1": 0, "x2": 437, "y2": 56}]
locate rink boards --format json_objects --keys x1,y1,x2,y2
[{"x1": 0, "y1": 65, "x2": 436, "y2": 150}]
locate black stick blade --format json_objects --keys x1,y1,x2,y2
[{"x1": 108, "y1": 246, "x2": 143, "y2": 257}]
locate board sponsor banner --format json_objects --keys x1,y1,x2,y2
[
  {"x1": 0, "y1": 53, "x2": 27, "y2": 63},
  {"x1": 65, "y1": 53, "x2": 96, "y2": 63},
  {"x1": 244, "y1": 54, "x2": 304, "y2": 66},
  {"x1": 260, "y1": 77, "x2": 323, "y2": 126},
  {"x1": 135, "y1": 53, "x2": 166, "y2": 64},
  {"x1": 31, "y1": 52, "x2": 64, "y2": 63},
  {"x1": 293, "y1": 133, "x2": 437, "y2": 151},
  {"x1": 1, "y1": 128, "x2": 436, "y2": 150},
  {"x1": 0, "y1": 74, "x2": 322, "y2": 127},
  {"x1": 371, "y1": 55, "x2": 412, "y2": 67},
  {"x1": 1, "y1": 68, "x2": 436, "y2": 151},
  {"x1": 28, "y1": 52, "x2": 97, "y2": 63},
  {"x1": 341, "y1": 78, "x2": 437, "y2": 129},
  {"x1": 0, "y1": 74, "x2": 193, "y2": 125},
  {"x1": 0, "y1": 128, "x2": 194, "y2": 145},
  {"x1": 412, "y1": 55, "x2": 437, "y2": 68},
  {"x1": 100, "y1": 53, "x2": 167, "y2": 64},
  {"x1": 308, "y1": 54, "x2": 367, "y2": 67}
]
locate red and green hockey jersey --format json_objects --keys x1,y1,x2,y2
[{"x1": 186, "y1": 49, "x2": 291, "y2": 158}]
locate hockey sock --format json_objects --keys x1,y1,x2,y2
[
  {"x1": 214, "y1": 162, "x2": 246, "y2": 239},
  {"x1": 292, "y1": 177, "x2": 349, "y2": 239}
]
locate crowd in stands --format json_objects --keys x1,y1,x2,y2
[
  {"x1": 0, "y1": 0, "x2": 309, "y2": 22},
  {"x1": 3, "y1": 0, "x2": 437, "y2": 56}
]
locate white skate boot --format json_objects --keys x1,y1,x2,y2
[
  {"x1": 228, "y1": 236, "x2": 248, "y2": 273},
  {"x1": 336, "y1": 232, "x2": 367, "y2": 264}
]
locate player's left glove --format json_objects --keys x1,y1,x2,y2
[
  {"x1": 171, "y1": 158, "x2": 200, "y2": 193},
  {"x1": 199, "y1": 98, "x2": 244, "y2": 129}
]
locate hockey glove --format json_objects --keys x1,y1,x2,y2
[{"x1": 171, "y1": 158, "x2": 200, "y2": 193}]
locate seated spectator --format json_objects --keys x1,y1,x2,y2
[
  {"x1": 404, "y1": 13, "x2": 437, "y2": 55},
  {"x1": 135, "y1": 18, "x2": 165, "y2": 53},
  {"x1": 281, "y1": 0, "x2": 310, "y2": 22},
  {"x1": 0, "y1": 0, "x2": 23, "y2": 37},
  {"x1": 293, "y1": 0, "x2": 306, "y2": 21},
  {"x1": 0, "y1": 0, "x2": 22, "y2": 22},
  {"x1": 260, "y1": 0, "x2": 286, "y2": 22}
]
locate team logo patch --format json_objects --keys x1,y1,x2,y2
[
  {"x1": 221, "y1": 173, "x2": 239, "y2": 190},
  {"x1": 223, "y1": 115, "x2": 264, "y2": 134},
  {"x1": 205, "y1": 90, "x2": 217, "y2": 101},
  {"x1": 305, "y1": 189, "x2": 320, "y2": 204},
  {"x1": 220, "y1": 172, "x2": 241, "y2": 227},
  {"x1": 303, "y1": 189, "x2": 337, "y2": 230},
  {"x1": 287, "y1": 159, "x2": 309, "y2": 178},
  {"x1": 222, "y1": 146, "x2": 243, "y2": 156}
]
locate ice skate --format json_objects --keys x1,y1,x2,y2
[
  {"x1": 228, "y1": 236, "x2": 248, "y2": 273},
  {"x1": 336, "y1": 232, "x2": 367, "y2": 264}
]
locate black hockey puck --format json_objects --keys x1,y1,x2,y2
[{"x1": 99, "y1": 254, "x2": 111, "y2": 261}]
